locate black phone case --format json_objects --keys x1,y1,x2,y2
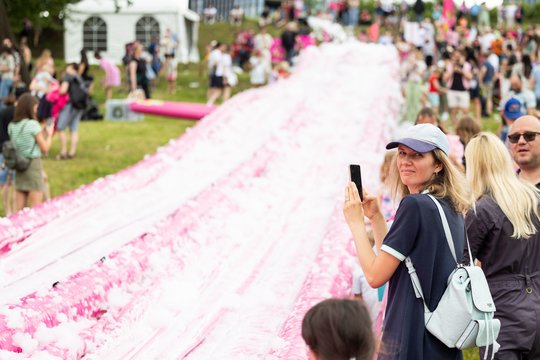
[{"x1": 349, "y1": 165, "x2": 363, "y2": 201}]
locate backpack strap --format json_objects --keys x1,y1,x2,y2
[
  {"x1": 405, "y1": 257, "x2": 430, "y2": 313},
  {"x1": 426, "y1": 194, "x2": 458, "y2": 263}
]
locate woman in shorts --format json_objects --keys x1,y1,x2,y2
[{"x1": 8, "y1": 94, "x2": 53, "y2": 211}]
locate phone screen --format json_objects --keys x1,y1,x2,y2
[{"x1": 349, "y1": 164, "x2": 363, "y2": 201}]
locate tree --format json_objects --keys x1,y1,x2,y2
[
  {"x1": 0, "y1": 0, "x2": 30, "y2": 84},
  {"x1": 0, "y1": 0, "x2": 132, "y2": 84},
  {"x1": 3, "y1": 0, "x2": 133, "y2": 34}
]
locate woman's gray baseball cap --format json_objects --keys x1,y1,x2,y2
[{"x1": 386, "y1": 124, "x2": 450, "y2": 156}]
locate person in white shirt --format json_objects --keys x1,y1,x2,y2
[
  {"x1": 207, "y1": 43, "x2": 222, "y2": 104},
  {"x1": 207, "y1": 44, "x2": 233, "y2": 106},
  {"x1": 249, "y1": 49, "x2": 268, "y2": 86},
  {"x1": 479, "y1": 29, "x2": 496, "y2": 55}
]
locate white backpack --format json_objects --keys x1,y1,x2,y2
[{"x1": 405, "y1": 194, "x2": 501, "y2": 357}]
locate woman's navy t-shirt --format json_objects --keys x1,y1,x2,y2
[{"x1": 379, "y1": 194, "x2": 464, "y2": 360}]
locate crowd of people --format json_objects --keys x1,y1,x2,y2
[
  {"x1": 0, "y1": 39, "x2": 93, "y2": 215},
  {"x1": 2, "y1": 4, "x2": 540, "y2": 357},
  {"x1": 0, "y1": 26, "x2": 187, "y2": 216},
  {"x1": 333, "y1": 111, "x2": 540, "y2": 359},
  {"x1": 290, "y1": 2, "x2": 540, "y2": 360},
  {"x1": 303, "y1": 109, "x2": 540, "y2": 359}
]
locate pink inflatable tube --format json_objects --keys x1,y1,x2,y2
[{"x1": 129, "y1": 100, "x2": 217, "y2": 120}]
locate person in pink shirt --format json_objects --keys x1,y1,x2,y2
[
  {"x1": 95, "y1": 51, "x2": 120, "y2": 100},
  {"x1": 442, "y1": 0, "x2": 455, "y2": 28},
  {"x1": 369, "y1": 19, "x2": 380, "y2": 43}
]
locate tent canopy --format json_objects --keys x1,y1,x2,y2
[
  {"x1": 64, "y1": 0, "x2": 200, "y2": 64},
  {"x1": 68, "y1": 0, "x2": 193, "y2": 15}
]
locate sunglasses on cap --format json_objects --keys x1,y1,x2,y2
[{"x1": 508, "y1": 132, "x2": 540, "y2": 144}]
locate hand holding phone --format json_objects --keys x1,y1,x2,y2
[{"x1": 349, "y1": 164, "x2": 363, "y2": 202}]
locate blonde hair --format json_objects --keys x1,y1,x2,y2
[
  {"x1": 465, "y1": 132, "x2": 540, "y2": 239},
  {"x1": 36, "y1": 49, "x2": 52, "y2": 72},
  {"x1": 389, "y1": 148, "x2": 470, "y2": 214},
  {"x1": 379, "y1": 150, "x2": 396, "y2": 184}
]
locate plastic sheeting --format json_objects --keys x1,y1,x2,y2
[{"x1": 0, "y1": 42, "x2": 401, "y2": 359}]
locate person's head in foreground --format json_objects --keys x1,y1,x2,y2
[
  {"x1": 386, "y1": 124, "x2": 469, "y2": 212},
  {"x1": 465, "y1": 131, "x2": 540, "y2": 239},
  {"x1": 508, "y1": 115, "x2": 540, "y2": 177},
  {"x1": 301, "y1": 298, "x2": 375, "y2": 360}
]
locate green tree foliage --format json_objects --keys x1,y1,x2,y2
[
  {"x1": 3, "y1": 0, "x2": 81, "y2": 31},
  {"x1": 2, "y1": 0, "x2": 133, "y2": 32}
]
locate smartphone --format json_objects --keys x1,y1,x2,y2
[{"x1": 349, "y1": 164, "x2": 363, "y2": 201}]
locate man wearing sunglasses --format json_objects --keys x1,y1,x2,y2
[{"x1": 509, "y1": 115, "x2": 540, "y2": 187}]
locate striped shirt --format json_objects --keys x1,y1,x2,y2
[{"x1": 8, "y1": 119, "x2": 42, "y2": 158}]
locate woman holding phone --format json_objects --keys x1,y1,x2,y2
[{"x1": 343, "y1": 124, "x2": 469, "y2": 359}]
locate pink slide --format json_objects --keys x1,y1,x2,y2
[
  {"x1": 0, "y1": 44, "x2": 402, "y2": 359},
  {"x1": 129, "y1": 100, "x2": 218, "y2": 120}
]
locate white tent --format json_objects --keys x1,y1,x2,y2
[{"x1": 64, "y1": 0, "x2": 200, "y2": 65}]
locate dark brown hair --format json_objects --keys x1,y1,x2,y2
[
  {"x1": 456, "y1": 116, "x2": 481, "y2": 146},
  {"x1": 13, "y1": 93, "x2": 38, "y2": 123},
  {"x1": 415, "y1": 107, "x2": 448, "y2": 134},
  {"x1": 301, "y1": 298, "x2": 375, "y2": 360}
]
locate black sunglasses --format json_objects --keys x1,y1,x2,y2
[{"x1": 507, "y1": 132, "x2": 540, "y2": 144}]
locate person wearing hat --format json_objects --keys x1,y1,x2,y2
[
  {"x1": 343, "y1": 124, "x2": 470, "y2": 359},
  {"x1": 498, "y1": 97, "x2": 524, "y2": 143}
]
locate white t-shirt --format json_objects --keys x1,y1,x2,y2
[
  {"x1": 352, "y1": 262, "x2": 380, "y2": 322},
  {"x1": 505, "y1": 4, "x2": 517, "y2": 20},
  {"x1": 249, "y1": 56, "x2": 266, "y2": 85},
  {"x1": 479, "y1": 32, "x2": 496, "y2": 54},
  {"x1": 216, "y1": 53, "x2": 232, "y2": 77},
  {"x1": 208, "y1": 49, "x2": 221, "y2": 72},
  {"x1": 31, "y1": 71, "x2": 56, "y2": 98},
  {"x1": 254, "y1": 33, "x2": 273, "y2": 51},
  {"x1": 487, "y1": 53, "x2": 500, "y2": 72}
]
